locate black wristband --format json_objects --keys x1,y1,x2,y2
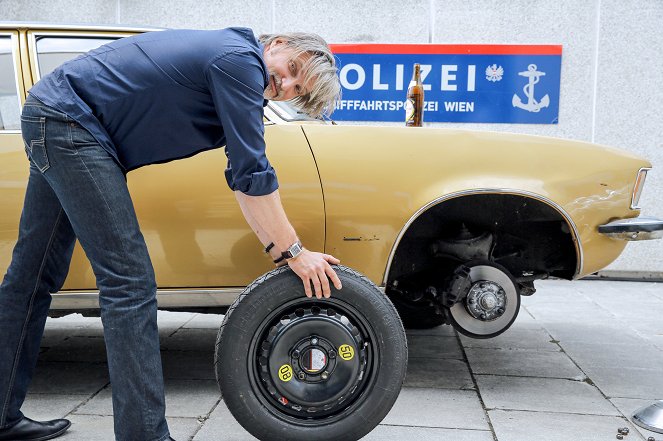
[
  {"x1": 264, "y1": 242, "x2": 275, "y2": 254},
  {"x1": 273, "y1": 255, "x2": 286, "y2": 264}
]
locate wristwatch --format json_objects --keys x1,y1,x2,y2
[{"x1": 281, "y1": 240, "x2": 303, "y2": 260}]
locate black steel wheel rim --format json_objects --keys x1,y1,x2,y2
[{"x1": 246, "y1": 297, "x2": 380, "y2": 425}]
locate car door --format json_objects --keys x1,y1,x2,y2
[
  {"x1": 14, "y1": 28, "x2": 325, "y2": 291},
  {"x1": 0, "y1": 29, "x2": 28, "y2": 280}
]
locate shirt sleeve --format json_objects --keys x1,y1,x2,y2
[{"x1": 206, "y1": 50, "x2": 278, "y2": 196}]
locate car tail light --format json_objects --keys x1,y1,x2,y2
[{"x1": 631, "y1": 168, "x2": 650, "y2": 210}]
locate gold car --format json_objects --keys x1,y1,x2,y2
[{"x1": 1, "y1": 23, "x2": 661, "y2": 338}]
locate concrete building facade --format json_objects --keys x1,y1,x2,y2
[{"x1": 3, "y1": 0, "x2": 662, "y2": 276}]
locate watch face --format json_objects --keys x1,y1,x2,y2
[
  {"x1": 283, "y1": 241, "x2": 303, "y2": 259},
  {"x1": 290, "y1": 243, "x2": 303, "y2": 257}
]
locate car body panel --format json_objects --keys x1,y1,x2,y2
[
  {"x1": 58, "y1": 125, "x2": 326, "y2": 290},
  {"x1": 303, "y1": 125, "x2": 648, "y2": 281}
]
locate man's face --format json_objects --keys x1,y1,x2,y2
[{"x1": 263, "y1": 40, "x2": 313, "y2": 101}]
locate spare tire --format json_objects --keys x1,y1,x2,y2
[{"x1": 214, "y1": 265, "x2": 407, "y2": 441}]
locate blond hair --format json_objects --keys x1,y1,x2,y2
[{"x1": 259, "y1": 32, "x2": 341, "y2": 118}]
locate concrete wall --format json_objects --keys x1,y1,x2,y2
[{"x1": 3, "y1": 0, "x2": 662, "y2": 275}]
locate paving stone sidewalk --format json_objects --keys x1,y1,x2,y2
[{"x1": 24, "y1": 279, "x2": 663, "y2": 441}]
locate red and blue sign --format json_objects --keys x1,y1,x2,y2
[{"x1": 329, "y1": 44, "x2": 562, "y2": 124}]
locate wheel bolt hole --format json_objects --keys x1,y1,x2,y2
[
  {"x1": 295, "y1": 308, "x2": 305, "y2": 317},
  {"x1": 311, "y1": 306, "x2": 321, "y2": 315}
]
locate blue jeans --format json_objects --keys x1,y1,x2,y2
[{"x1": 0, "y1": 96, "x2": 170, "y2": 441}]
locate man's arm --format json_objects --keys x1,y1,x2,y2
[
  {"x1": 235, "y1": 190, "x2": 342, "y2": 298},
  {"x1": 206, "y1": 51, "x2": 341, "y2": 298}
]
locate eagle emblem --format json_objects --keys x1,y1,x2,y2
[{"x1": 485, "y1": 64, "x2": 504, "y2": 82}]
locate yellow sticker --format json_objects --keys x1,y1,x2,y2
[
  {"x1": 278, "y1": 364, "x2": 293, "y2": 382},
  {"x1": 338, "y1": 344, "x2": 355, "y2": 361}
]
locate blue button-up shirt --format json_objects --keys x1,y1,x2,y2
[{"x1": 30, "y1": 27, "x2": 278, "y2": 196}]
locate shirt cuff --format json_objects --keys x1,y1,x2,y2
[{"x1": 225, "y1": 166, "x2": 279, "y2": 196}]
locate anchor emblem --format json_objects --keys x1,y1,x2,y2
[{"x1": 512, "y1": 64, "x2": 550, "y2": 112}]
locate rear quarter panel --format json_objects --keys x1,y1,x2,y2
[{"x1": 304, "y1": 124, "x2": 650, "y2": 282}]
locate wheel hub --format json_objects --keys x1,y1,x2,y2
[
  {"x1": 466, "y1": 280, "x2": 507, "y2": 321},
  {"x1": 291, "y1": 336, "x2": 336, "y2": 380},
  {"x1": 257, "y1": 306, "x2": 367, "y2": 415},
  {"x1": 447, "y1": 263, "x2": 521, "y2": 338}
]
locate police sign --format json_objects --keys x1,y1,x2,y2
[{"x1": 329, "y1": 44, "x2": 562, "y2": 124}]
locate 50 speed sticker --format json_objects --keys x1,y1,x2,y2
[
  {"x1": 338, "y1": 344, "x2": 355, "y2": 361},
  {"x1": 278, "y1": 364, "x2": 293, "y2": 382}
]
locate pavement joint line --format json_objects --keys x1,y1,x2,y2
[
  {"x1": 395, "y1": 385, "x2": 477, "y2": 392},
  {"x1": 575, "y1": 289, "x2": 663, "y2": 347},
  {"x1": 188, "y1": 397, "x2": 223, "y2": 440},
  {"x1": 464, "y1": 347, "x2": 564, "y2": 353},
  {"x1": 407, "y1": 355, "x2": 466, "y2": 360},
  {"x1": 72, "y1": 411, "x2": 113, "y2": 416},
  {"x1": 178, "y1": 313, "x2": 200, "y2": 331},
  {"x1": 518, "y1": 305, "x2": 536, "y2": 320},
  {"x1": 484, "y1": 407, "x2": 631, "y2": 418},
  {"x1": 455, "y1": 330, "x2": 499, "y2": 441},
  {"x1": 471, "y1": 373, "x2": 589, "y2": 382},
  {"x1": 163, "y1": 316, "x2": 197, "y2": 338},
  {"x1": 462, "y1": 346, "x2": 564, "y2": 352},
  {"x1": 378, "y1": 423, "x2": 493, "y2": 431},
  {"x1": 527, "y1": 314, "x2": 639, "y2": 426},
  {"x1": 66, "y1": 382, "x2": 111, "y2": 418}
]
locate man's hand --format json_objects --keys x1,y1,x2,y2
[
  {"x1": 287, "y1": 249, "x2": 342, "y2": 298},
  {"x1": 233, "y1": 190, "x2": 341, "y2": 298}
]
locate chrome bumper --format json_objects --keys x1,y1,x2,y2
[{"x1": 598, "y1": 216, "x2": 663, "y2": 241}]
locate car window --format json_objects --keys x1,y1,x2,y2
[
  {"x1": 0, "y1": 35, "x2": 21, "y2": 130},
  {"x1": 35, "y1": 36, "x2": 117, "y2": 78}
]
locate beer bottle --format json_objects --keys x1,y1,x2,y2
[{"x1": 405, "y1": 63, "x2": 424, "y2": 127}]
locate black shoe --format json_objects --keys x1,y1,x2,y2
[{"x1": 0, "y1": 417, "x2": 71, "y2": 441}]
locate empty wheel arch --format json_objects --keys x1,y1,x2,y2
[{"x1": 384, "y1": 192, "x2": 579, "y2": 330}]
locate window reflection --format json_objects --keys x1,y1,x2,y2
[
  {"x1": 0, "y1": 37, "x2": 20, "y2": 130},
  {"x1": 36, "y1": 37, "x2": 116, "y2": 78}
]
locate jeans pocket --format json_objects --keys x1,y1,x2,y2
[
  {"x1": 70, "y1": 122, "x2": 98, "y2": 147},
  {"x1": 20, "y1": 114, "x2": 50, "y2": 173}
]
